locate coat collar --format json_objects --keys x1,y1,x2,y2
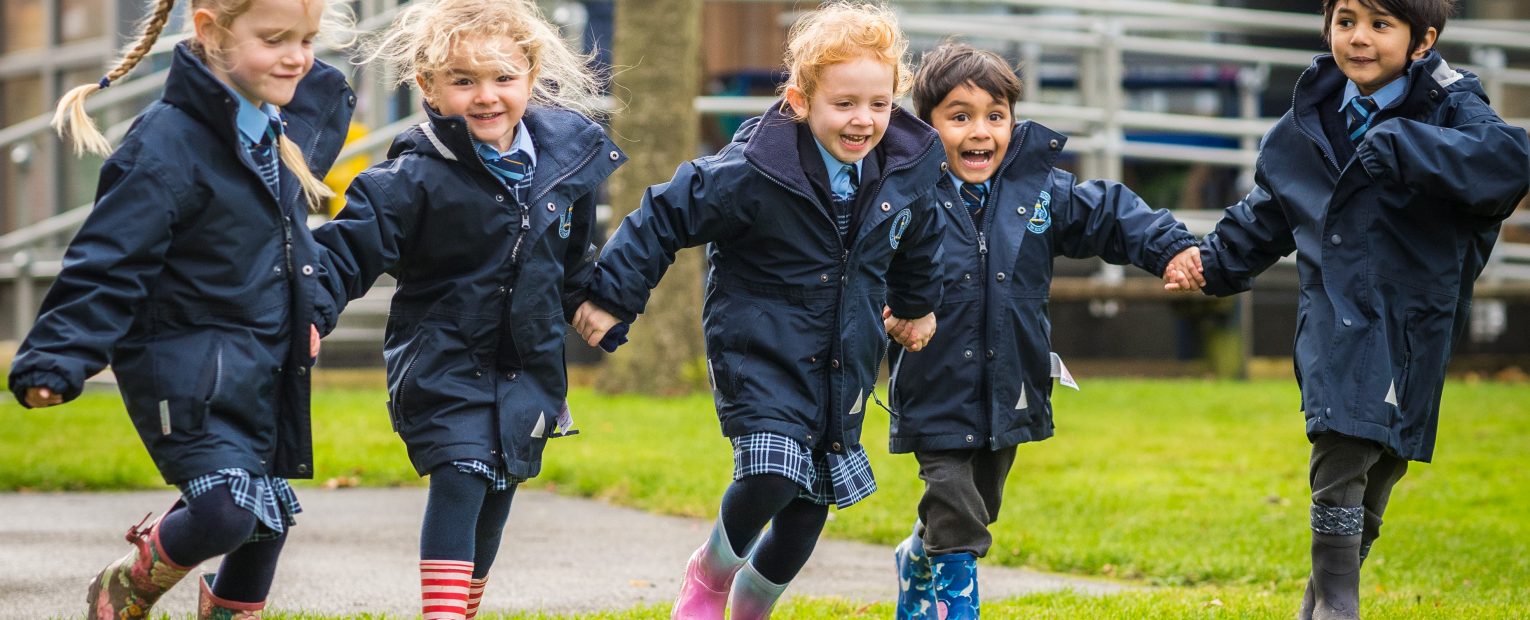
[
  {"x1": 1289, "y1": 50, "x2": 1482, "y2": 150},
  {"x1": 993, "y1": 121, "x2": 1066, "y2": 186},
  {"x1": 402, "y1": 102, "x2": 623, "y2": 202},
  {"x1": 738, "y1": 100, "x2": 940, "y2": 203}
]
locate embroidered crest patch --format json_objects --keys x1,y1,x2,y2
[
  {"x1": 1027, "y1": 190, "x2": 1051, "y2": 234},
  {"x1": 889, "y1": 208, "x2": 913, "y2": 249}
]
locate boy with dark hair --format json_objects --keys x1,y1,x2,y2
[
  {"x1": 889, "y1": 42, "x2": 1202, "y2": 620},
  {"x1": 1168, "y1": 1, "x2": 1529, "y2": 618}
]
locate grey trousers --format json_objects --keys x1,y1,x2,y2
[
  {"x1": 1309, "y1": 432, "x2": 1410, "y2": 555},
  {"x1": 914, "y1": 446, "x2": 1017, "y2": 558}
]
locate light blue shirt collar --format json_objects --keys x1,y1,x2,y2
[
  {"x1": 234, "y1": 95, "x2": 281, "y2": 146},
  {"x1": 473, "y1": 120, "x2": 537, "y2": 166},
  {"x1": 813, "y1": 137, "x2": 861, "y2": 198},
  {"x1": 947, "y1": 173, "x2": 989, "y2": 192},
  {"x1": 1341, "y1": 76, "x2": 1407, "y2": 113}
]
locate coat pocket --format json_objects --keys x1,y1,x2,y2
[
  {"x1": 148, "y1": 332, "x2": 221, "y2": 437},
  {"x1": 384, "y1": 332, "x2": 431, "y2": 432}
]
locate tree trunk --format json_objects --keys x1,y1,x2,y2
[{"x1": 597, "y1": 0, "x2": 707, "y2": 395}]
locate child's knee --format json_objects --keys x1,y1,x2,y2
[{"x1": 184, "y1": 496, "x2": 260, "y2": 553}]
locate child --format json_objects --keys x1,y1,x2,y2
[
  {"x1": 308, "y1": 0, "x2": 622, "y2": 617},
  {"x1": 571, "y1": 2, "x2": 943, "y2": 617},
  {"x1": 1165, "y1": 1, "x2": 1529, "y2": 618},
  {"x1": 8, "y1": 0, "x2": 353, "y2": 616},
  {"x1": 885, "y1": 42, "x2": 1202, "y2": 619}
]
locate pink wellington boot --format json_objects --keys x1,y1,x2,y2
[{"x1": 672, "y1": 519, "x2": 754, "y2": 620}]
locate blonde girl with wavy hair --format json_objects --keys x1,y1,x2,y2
[
  {"x1": 308, "y1": 1, "x2": 622, "y2": 618},
  {"x1": 10, "y1": 0, "x2": 356, "y2": 616},
  {"x1": 570, "y1": 2, "x2": 943, "y2": 618}
]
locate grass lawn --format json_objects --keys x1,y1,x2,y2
[{"x1": 4, "y1": 376, "x2": 1527, "y2": 618}]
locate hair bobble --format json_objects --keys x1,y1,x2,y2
[{"x1": 98, "y1": 76, "x2": 112, "y2": 89}]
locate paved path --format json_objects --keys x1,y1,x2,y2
[{"x1": 1, "y1": 488, "x2": 1127, "y2": 619}]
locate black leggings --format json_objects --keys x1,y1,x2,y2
[
  {"x1": 719, "y1": 474, "x2": 830, "y2": 584},
  {"x1": 420, "y1": 464, "x2": 517, "y2": 578},
  {"x1": 157, "y1": 484, "x2": 285, "y2": 603}
]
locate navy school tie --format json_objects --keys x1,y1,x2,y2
[
  {"x1": 830, "y1": 164, "x2": 859, "y2": 240},
  {"x1": 249, "y1": 119, "x2": 281, "y2": 193},
  {"x1": 1346, "y1": 96, "x2": 1380, "y2": 143},
  {"x1": 960, "y1": 182, "x2": 988, "y2": 220}
]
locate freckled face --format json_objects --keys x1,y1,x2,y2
[{"x1": 786, "y1": 55, "x2": 896, "y2": 164}]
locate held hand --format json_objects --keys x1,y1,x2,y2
[
  {"x1": 310, "y1": 325, "x2": 321, "y2": 359},
  {"x1": 1162, "y1": 247, "x2": 1205, "y2": 292},
  {"x1": 24, "y1": 387, "x2": 63, "y2": 408},
  {"x1": 903, "y1": 312, "x2": 937, "y2": 352},
  {"x1": 573, "y1": 301, "x2": 620, "y2": 348},
  {"x1": 888, "y1": 312, "x2": 937, "y2": 352}
]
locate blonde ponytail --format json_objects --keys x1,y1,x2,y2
[
  {"x1": 53, "y1": 0, "x2": 179, "y2": 156},
  {"x1": 277, "y1": 133, "x2": 334, "y2": 213}
]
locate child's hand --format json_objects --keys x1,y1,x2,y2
[
  {"x1": 23, "y1": 387, "x2": 63, "y2": 408},
  {"x1": 1162, "y1": 247, "x2": 1205, "y2": 292},
  {"x1": 887, "y1": 310, "x2": 937, "y2": 352},
  {"x1": 573, "y1": 301, "x2": 621, "y2": 348},
  {"x1": 310, "y1": 325, "x2": 321, "y2": 359}
]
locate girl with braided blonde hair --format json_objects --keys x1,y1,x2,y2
[{"x1": 11, "y1": 0, "x2": 355, "y2": 616}]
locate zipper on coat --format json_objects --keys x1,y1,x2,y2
[
  {"x1": 743, "y1": 137, "x2": 938, "y2": 447},
  {"x1": 1289, "y1": 68, "x2": 1343, "y2": 173}
]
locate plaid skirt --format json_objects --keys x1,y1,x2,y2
[
  {"x1": 732, "y1": 432, "x2": 877, "y2": 508},
  {"x1": 180, "y1": 468, "x2": 301, "y2": 542},
  {"x1": 451, "y1": 459, "x2": 517, "y2": 492}
]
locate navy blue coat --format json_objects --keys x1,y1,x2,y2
[
  {"x1": 8, "y1": 43, "x2": 356, "y2": 482},
  {"x1": 311, "y1": 103, "x2": 625, "y2": 480},
  {"x1": 1200, "y1": 52, "x2": 1529, "y2": 462},
  {"x1": 587, "y1": 101, "x2": 946, "y2": 454},
  {"x1": 889, "y1": 122, "x2": 1196, "y2": 453}
]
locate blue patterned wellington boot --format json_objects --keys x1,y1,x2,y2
[
  {"x1": 931, "y1": 552, "x2": 979, "y2": 619},
  {"x1": 894, "y1": 522, "x2": 936, "y2": 620}
]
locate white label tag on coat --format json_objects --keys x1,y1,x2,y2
[
  {"x1": 556, "y1": 402, "x2": 575, "y2": 434},
  {"x1": 159, "y1": 400, "x2": 172, "y2": 435},
  {"x1": 1384, "y1": 381, "x2": 1398, "y2": 407},
  {"x1": 848, "y1": 389, "x2": 864, "y2": 415},
  {"x1": 1051, "y1": 352, "x2": 1080, "y2": 390}
]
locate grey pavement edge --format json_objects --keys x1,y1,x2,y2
[{"x1": 1, "y1": 488, "x2": 1129, "y2": 619}]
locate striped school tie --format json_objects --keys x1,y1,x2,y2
[
  {"x1": 249, "y1": 119, "x2": 281, "y2": 193},
  {"x1": 485, "y1": 149, "x2": 534, "y2": 203},
  {"x1": 960, "y1": 182, "x2": 988, "y2": 220},
  {"x1": 1345, "y1": 96, "x2": 1380, "y2": 143},
  {"x1": 830, "y1": 163, "x2": 858, "y2": 239}
]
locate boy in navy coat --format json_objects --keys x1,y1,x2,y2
[
  {"x1": 1168, "y1": 1, "x2": 1529, "y2": 617},
  {"x1": 888, "y1": 42, "x2": 1201, "y2": 619}
]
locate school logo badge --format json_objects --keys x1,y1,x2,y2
[
  {"x1": 1027, "y1": 190, "x2": 1052, "y2": 234},
  {"x1": 559, "y1": 203, "x2": 575, "y2": 239},
  {"x1": 889, "y1": 208, "x2": 913, "y2": 249}
]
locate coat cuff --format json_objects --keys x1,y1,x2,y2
[
  {"x1": 8, "y1": 369, "x2": 75, "y2": 408},
  {"x1": 888, "y1": 299, "x2": 935, "y2": 320}
]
